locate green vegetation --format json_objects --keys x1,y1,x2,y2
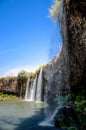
[
  {"x1": 17, "y1": 70, "x2": 31, "y2": 97},
  {"x1": 76, "y1": 100, "x2": 86, "y2": 112},
  {"x1": 64, "y1": 92, "x2": 86, "y2": 129},
  {"x1": 64, "y1": 92, "x2": 86, "y2": 112},
  {"x1": 17, "y1": 64, "x2": 46, "y2": 82},
  {"x1": 29, "y1": 64, "x2": 46, "y2": 80},
  {"x1": 0, "y1": 93, "x2": 19, "y2": 101},
  {"x1": 65, "y1": 93, "x2": 85, "y2": 102},
  {"x1": 34, "y1": 64, "x2": 46, "y2": 75}
]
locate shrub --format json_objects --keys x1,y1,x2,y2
[
  {"x1": 76, "y1": 100, "x2": 86, "y2": 112},
  {"x1": 76, "y1": 95, "x2": 85, "y2": 102},
  {"x1": 64, "y1": 93, "x2": 76, "y2": 103}
]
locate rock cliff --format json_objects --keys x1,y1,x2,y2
[
  {"x1": 43, "y1": 0, "x2": 86, "y2": 107},
  {"x1": 0, "y1": 77, "x2": 17, "y2": 95}
]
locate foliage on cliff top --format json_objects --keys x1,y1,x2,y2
[
  {"x1": 17, "y1": 70, "x2": 31, "y2": 80},
  {"x1": 17, "y1": 64, "x2": 46, "y2": 81},
  {"x1": 17, "y1": 70, "x2": 31, "y2": 97},
  {"x1": 49, "y1": 0, "x2": 61, "y2": 18},
  {"x1": 16, "y1": 64, "x2": 46, "y2": 96},
  {"x1": 34, "y1": 64, "x2": 46, "y2": 75},
  {"x1": 29, "y1": 64, "x2": 47, "y2": 80}
]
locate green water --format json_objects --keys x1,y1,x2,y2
[{"x1": 0, "y1": 101, "x2": 59, "y2": 130}]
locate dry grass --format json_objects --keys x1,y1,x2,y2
[{"x1": 49, "y1": 0, "x2": 61, "y2": 18}]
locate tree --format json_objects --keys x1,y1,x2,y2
[{"x1": 17, "y1": 70, "x2": 30, "y2": 97}]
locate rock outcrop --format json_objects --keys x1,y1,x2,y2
[
  {"x1": 54, "y1": 106, "x2": 80, "y2": 129},
  {"x1": 66, "y1": 0, "x2": 86, "y2": 92},
  {"x1": 43, "y1": 0, "x2": 86, "y2": 108},
  {"x1": 0, "y1": 77, "x2": 17, "y2": 95},
  {"x1": 0, "y1": 76, "x2": 27, "y2": 96}
]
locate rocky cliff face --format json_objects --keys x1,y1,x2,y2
[
  {"x1": 0, "y1": 77, "x2": 17, "y2": 95},
  {"x1": 43, "y1": 0, "x2": 86, "y2": 107},
  {"x1": 66, "y1": 0, "x2": 86, "y2": 92},
  {"x1": 0, "y1": 76, "x2": 27, "y2": 96}
]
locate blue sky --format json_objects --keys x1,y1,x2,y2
[{"x1": 0, "y1": 0, "x2": 62, "y2": 77}]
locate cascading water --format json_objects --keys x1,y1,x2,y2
[
  {"x1": 25, "y1": 79, "x2": 30, "y2": 100},
  {"x1": 36, "y1": 69, "x2": 43, "y2": 103},
  {"x1": 25, "y1": 69, "x2": 43, "y2": 103},
  {"x1": 28, "y1": 75, "x2": 37, "y2": 101}
]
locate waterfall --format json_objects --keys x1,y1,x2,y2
[
  {"x1": 28, "y1": 75, "x2": 37, "y2": 101},
  {"x1": 25, "y1": 69, "x2": 43, "y2": 103},
  {"x1": 25, "y1": 79, "x2": 30, "y2": 100},
  {"x1": 36, "y1": 69, "x2": 43, "y2": 103}
]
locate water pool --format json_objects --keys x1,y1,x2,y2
[{"x1": 0, "y1": 101, "x2": 61, "y2": 130}]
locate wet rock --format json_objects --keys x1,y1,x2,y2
[
  {"x1": 54, "y1": 106, "x2": 80, "y2": 129},
  {"x1": 43, "y1": 0, "x2": 86, "y2": 108}
]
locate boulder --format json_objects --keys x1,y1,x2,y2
[{"x1": 54, "y1": 106, "x2": 80, "y2": 129}]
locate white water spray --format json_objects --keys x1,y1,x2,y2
[
  {"x1": 25, "y1": 79, "x2": 30, "y2": 101},
  {"x1": 25, "y1": 69, "x2": 43, "y2": 103},
  {"x1": 28, "y1": 75, "x2": 37, "y2": 101},
  {"x1": 36, "y1": 69, "x2": 43, "y2": 103}
]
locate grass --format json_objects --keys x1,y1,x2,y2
[{"x1": 0, "y1": 93, "x2": 19, "y2": 101}]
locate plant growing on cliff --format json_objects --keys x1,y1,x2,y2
[
  {"x1": 49, "y1": 0, "x2": 61, "y2": 18},
  {"x1": 29, "y1": 64, "x2": 46, "y2": 81},
  {"x1": 34, "y1": 64, "x2": 46, "y2": 75}
]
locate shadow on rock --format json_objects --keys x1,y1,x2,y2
[{"x1": 54, "y1": 106, "x2": 80, "y2": 130}]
